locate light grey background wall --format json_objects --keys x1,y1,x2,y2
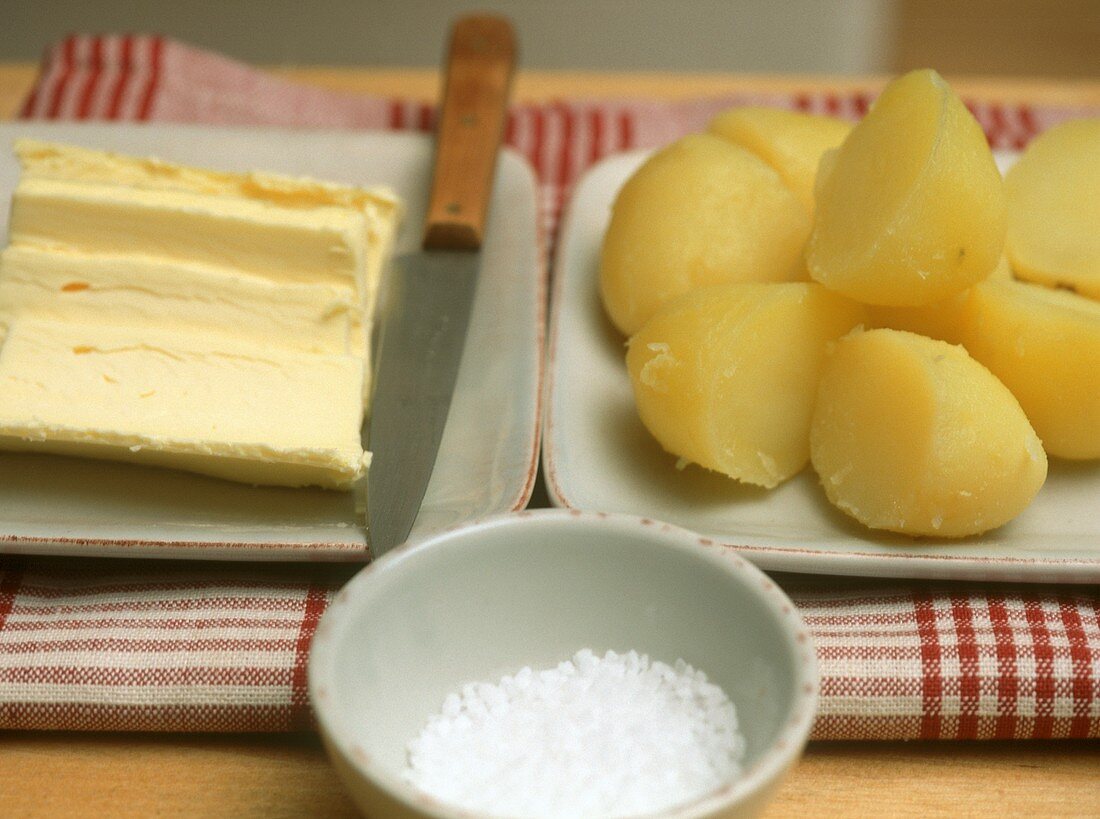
[{"x1": 6, "y1": 0, "x2": 897, "y2": 72}]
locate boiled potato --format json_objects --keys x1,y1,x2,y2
[
  {"x1": 865, "y1": 257, "x2": 1014, "y2": 344},
  {"x1": 600, "y1": 134, "x2": 810, "y2": 336},
  {"x1": 807, "y1": 69, "x2": 1006, "y2": 306},
  {"x1": 707, "y1": 107, "x2": 852, "y2": 217},
  {"x1": 866, "y1": 292, "x2": 969, "y2": 345},
  {"x1": 1004, "y1": 118, "x2": 1100, "y2": 299},
  {"x1": 960, "y1": 279, "x2": 1100, "y2": 459},
  {"x1": 811, "y1": 328, "x2": 1047, "y2": 537},
  {"x1": 813, "y1": 147, "x2": 839, "y2": 206},
  {"x1": 626, "y1": 282, "x2": 864, "y2": 488},
  {"x1": 988, "y1": 254, "x2": 1014, "y2": 280}
]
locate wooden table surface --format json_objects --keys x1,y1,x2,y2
[{"x1": 0, "y1": 63, "x2": 1098, "y2": 818}]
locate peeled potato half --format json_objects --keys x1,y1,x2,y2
[
  {"x1": 865, "y1": 257, "x2": 1014, "y2": 345},
  {"x1": 626, "y1": 282, "x2": 864, "y2": 489},
  {"x1": 960, "y1": 279, "x2": 1100, "y2": 459},
  {"x1": 600, "y1": 133, "x2": 810, "y2": 336},
  {"x1": 707, "y1": 106, "x2": 852, "y2": 217},
  {"x1": 865, "y1": 291, "x2": 970, "y2": 345},
  {"x1": 1005, "y1": 118, "x2": 1100, "y2": 299},
  {"x1": 807, "y1": 69, "x2": 1005, "y2": 306},
  {"x1": 811, "y1": 328, "x2": 1047, "y2": 537}
]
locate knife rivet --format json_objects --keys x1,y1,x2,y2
[
  {"x1": 460, "y1": 114, "x2": 478, "y2": 127},
  {"x1": 445, "y1": 202, "x2": 462, "y2": 214}
]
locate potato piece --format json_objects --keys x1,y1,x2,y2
[
  {"x1": 988, "y1": 254, "x2": 1014, "y2": 281},
  {"x1": 626, "y1": 282, "x2": 865, "y2": 488},
  {"x1": 813, "y1": 147, "x2": 839, "y2": 206},
  {"x1": 865, "y1": 257, "x2": 1014, "y2": 344},
  {"x1": 708, "y1": 107, "x2": 852, "y2": 217},
  {"x1": 807, "y1": 69, "x2": 1006, "y2": 306},
  {"x1": 960, "y1": 279, "x2": 1100, "y2": 459},
  {"x1": 811, "y1": 328, "x2": 1047, "y2": 537},
  {"x1": 600, "y1": 134, "x2": 810, "y2": 336},
  {"x1": 1004, "y1": 118, "x2": 1100, "y2": 299},
  {"x1": 866, "y1": 291, "x2": 969, "y2": 345}
]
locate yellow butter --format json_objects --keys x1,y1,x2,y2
[
  {"x1": 15, "y1": 138, "x2": 401, "y2": 318},
  {"x1": 0, "y1": 316, "x2": 367, "y2": 489},
  {"x1": 0, "y1": 244, "x2": 364, "y2": 357},
  {"x1": 11, "y1": 177, "x2": 371, "y2": 290},
  {"x1": 0, "y1": 141, "x2": 404, "y2": 488},
  {"x1": 8, "y1": 140, "x2": 404, "y2": 406}
]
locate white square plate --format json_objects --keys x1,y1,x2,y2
[
  {"x1": 0, "y1": 123, "x2": 543, "y2": 560},
  {"x1": 543, "y1": 149, "x2": 1100, "y2": 583}
]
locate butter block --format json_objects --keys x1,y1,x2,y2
[
  {"x1": 10, "y1": 140, "x2": 405, "y2": 407},
  {"x1": 0, "y1": 316, "x2": 367, "y2": 489},
  {"x1": 0, "y1": 140, "x2": 403, "y2": 487},
  {"x1": 15, "y1": 139, "x2": 401, "y2": 318},
  {"x1": 11, "y1": 176, "x2": 372, "y2": 290},
  {"x1": 0, "y1": 245, "x2": 364, "y2": 356}
]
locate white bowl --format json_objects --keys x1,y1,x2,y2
[{"x1": 309, "y1": 510, "x2": 818, "y2": 818}]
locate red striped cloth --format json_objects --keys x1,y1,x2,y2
[{"x1": 2, "y1": 34, "x2": 1098, "y2": 739}]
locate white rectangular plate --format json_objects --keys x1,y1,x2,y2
[
  {"x1": 0, "y1": 123, "x2": 543, "y2": 561},
  {"x1": 543, "y1": 149, "x2": 1100, "y2": 583}
]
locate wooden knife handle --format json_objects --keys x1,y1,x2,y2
[{"x1": 423, "y1": 15, "x2": 517, "y2": 251}]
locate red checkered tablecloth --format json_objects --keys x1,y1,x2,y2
[{"x1": 1, "y1": 35, "x2": 1098, "y2": 739}]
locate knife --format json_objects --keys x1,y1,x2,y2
[{"x1": 366, "y1": 15, "x2": 517, "y2": 558}]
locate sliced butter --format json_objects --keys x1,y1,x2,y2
[
  {"x1": 15, "y1": 139, "x2": 401, "y2": 319},
  {"x1": 0, "y1": 244, "x2": 364, "y2": 357},
  {"x1": 11, "y1": 176, "x2": 371, "y2": 290},
  {"x1": 0, "y1": 316, "x2": 367, "y2": 489}
]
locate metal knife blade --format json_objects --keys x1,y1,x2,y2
[{"x1": 367, "y1": 15, "x2": 517, "y2": 558}]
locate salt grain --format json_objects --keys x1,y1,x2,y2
[{"x1": 403, "y1": 649, "x2": 745, "y2": 818}]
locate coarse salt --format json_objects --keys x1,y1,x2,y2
[{"x1": 403, "y1": 648, "x2": 745, "y2": 818}]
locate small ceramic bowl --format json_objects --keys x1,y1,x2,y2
[{"x1": 309, "y1": 510, "x2": 817, "y2": 818}]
